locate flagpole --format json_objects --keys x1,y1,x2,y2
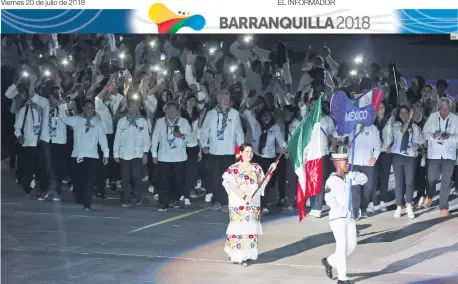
[
  {"x1": 348, "y1": 123, "x2": 364, "y2": 217},
  {"x1": 247, "y1": 153, "x2": 284, "y2": 205}
]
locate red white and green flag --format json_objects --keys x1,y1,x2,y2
[{"x1": 286, "y1": 96, "x2": 323, "y2": 221}]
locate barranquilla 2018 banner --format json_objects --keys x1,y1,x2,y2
[{"x1": 1, "y1": 0, "x2": 457, "y2": 34}]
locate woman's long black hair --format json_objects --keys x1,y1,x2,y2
[
  {"x1": 269, "y1": 41, "x2": 289, "y2": 69},
  {"x1": 181, "y1": 93, "x2": 199, "y2": 124}
]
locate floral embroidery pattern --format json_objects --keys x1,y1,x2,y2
[
  {"x1": 225, "y1": 163, "x2": 264, "y2": 186},
  {"x1": 229, "y1": 206, "x2": 261, "y2": 222},
  {"x1": 225, "y1": 234, "x2": 258, "y2": 251}
]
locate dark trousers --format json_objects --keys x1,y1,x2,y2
[
  {"x1": 38, "y1": 142, "x2": 67, "y2": 195},
  {"x1": 208, "y1": 154, "x2": 234, "y2": 206},
  {"x1": 254, "y1": 155, "x2": 276, "y2": 208},
  {"x1": 455, "y1": 165, "x2": 458, "y2": 193},
  {"x1": 392, "y1": 154, "x2": 416, "y2": 206},
  {"x1": 310, "y1": 154, "x2": 333, "y2": 210},
  {"x1": 20, "y1": 146, "x2": 39, "y2": 194},
  {"x1": 427, "y1": 159, "x2": 455, "y2": 210},
  {"x1": 285, "y1": 158, "x2": 298, "y2": 206},
  {"x1": 120, "y1": 158, "x2": 143, "y2": 204},
  {"x1": 97, "y1": 134, "x2": 120, "y2": 191},
  {"x1": 184, "y1": 146, "x2": 199, "y2": 198},
  {"x1": 73, "y1": 158, "x2": 99, "y2": 209},
  {"x1": 276, "y1": 154, "x2": 287, "y2": 200},
  {"x1": 414, "y1": 156, "x2": 428, "y2": 200},
  {"x1": 199, "y1": 153, "x2": 211, "y2": 193},
  {"x1": 12, "y1": 141, "x2": 23, "y2": 181},
  {"x1": 351, "y1": 165, "x2": 374, "y2": 215},
  {"x1": 373, "y1": 152, "x2": 392, "y2": 204},
  {"x1": 158, "y1": 161, "x2": 186, "y2": 207},
  {"x1": 147, "y1": 155, "x2": 159, "y2": 188}
]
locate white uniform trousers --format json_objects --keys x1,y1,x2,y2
[{"x1": 327, "y1": 217, "x2": 357, "y2": 281}]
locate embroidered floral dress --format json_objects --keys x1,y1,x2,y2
[{"x1": 222, "y1": 162, "x2": 266, "y2": 263}]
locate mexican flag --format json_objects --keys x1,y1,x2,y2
[{"x1": 286, "y1": 95, "x2": 323, "y2": 221}]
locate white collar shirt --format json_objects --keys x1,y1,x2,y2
[
  {"x1": 242, "y1": 110, "x2": 285, "y2": 158},
  {"x1": 14, "y1": 104, "x2": 42, "y2": 147},
  {"x1": 95, "y1": 94, "x2": 125, "y2": 135},
  {"x1": 113, "y1": 116, "x2": 150, "y2": 160},
  {"x1": 422, "y1": 111, "x2": 458, "y2": 160},
  {"x1": 391, "y1": 121, "x2": 421, "y2": 157},
  {"x1": 200, "y1": 108, "x2": 245, "y2": 155},
  {"x1": 59, "y1": 109, "x2": 109, "y2": 159},
  {"x1": 347, "y1": 124, "x2": 381, "y2": 166},
  {"x1": 151, "y1": 117, "x2": 192, "y2": 162},
  {"x1": 320, "y1": 115, "x2": 336, "y2": 156}
]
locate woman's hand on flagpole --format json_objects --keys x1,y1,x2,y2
[{"x1": 268, "y1": 162, "x2": 278, "y2": 172}]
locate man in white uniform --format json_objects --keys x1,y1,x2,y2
[{"x1": 321, "y1": 153, "x2": 368, "y2": 284}]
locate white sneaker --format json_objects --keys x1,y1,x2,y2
[
  {"x1": 30, "y1": 179, "x2": 36, "y2": 189},
  {"x1": 418, "y1": 196, "x2": 425, "y2": 208},
  {"x1": 205, "y1": 193, "x2": 213, "y2": 203},
  {"x1": 142, "y1": 176, "x2": 149, "y2": 182},
  {"x1": 406, "y1": 206, "x2": 415, "y2": 219},
  {"x1": 379, "y1": 201, "x2": 387, "y2": 212},
  {"x1": 38, "y1": 194, "x2": 49, "y2": 201},
  {"x1": 153, "y1": 194, "x2": 159, "y2": 201},
  {"x1": 148, "y1": 185, "x2": 155, "y2": 193},
  {"x1": 394, "y1": 207, "x2": 402, "y2": 218},
  {"x1": 195, "y1": 180, "x2": 202, "y2": 189},
  {"x1": 306, "y1": 199, "x2": 311, "y2": 207},
  {"x1": 53, "y1": 195, "x2": 61, "y2": 201},
  {"x1": 262, "y1": 208, "x2": 269, "y2": 214},
  {"x1": 184, "y1": 198, "x2": 191, "y2": 206},
  {"x1": 309, "y1": 209, "x2": 321, "y2": 218},
  {"x1": 180, "y1": 195, "x2": 184, "y2": 201},
  {"x1": 69, "y1": 184, "x2": 73, "y2": 192},
  {"x1": 190, "y1": 190, "x2": 197, "y2": 198},
  {"x1": 116, "y1": 181, "x2": 122, "y2": 189},
  {"x1": 366, "y1": 202, "x2": 379, "y2": 213}
]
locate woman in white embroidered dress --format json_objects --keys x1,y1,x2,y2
[{"x1": 222, "y1": 143, "x2": 277, "y2": 267}]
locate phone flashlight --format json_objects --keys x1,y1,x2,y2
[
  {"x1": 44, "y1": 70, "x2": 51, "y2": 77},
  {"x1": 230, "y1": 65, "x2": 237, "y2": 73},
  {"x1": 244, "y1": 35, "x2": 252, "y2": 43},
  {"x1": 62, "y1": 59, "x2": 69, "y2": 66},
  {"x1": 38, "y1": 54, "x2": 43, "y2": 58},
  {"x1": 152, "y1": 65, "x2": 159, "y2": 72},
  {"x1": 22, "y1": 71, "x2": 29, "y2": 78},
  {"x1": 119, "y1": 53, "x2": 126, "y2": 60},
  {"x1": 350, "y1": 70, "x2": 357, "y2": 76},
  {"x1": 149, "y1": 40, "x2": 156, "y2": 48},
  {"x1": 354, "y1": 55, "x2": 363, "y2": 64},
  {"x1": 209, "y1": 47, "x2": 216, "y2": 55},
  {"x1": 174, "y1": 70, "x2": 180, "y2": 75},
  {"x1": 68, "y1": 55, "x2": 73, "y2": 60},
  {"x1": 163, "y1": 70, "x2": 168, "y2": 75}
]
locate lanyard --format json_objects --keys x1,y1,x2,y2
[
  {"x1": 320, "y1": 127, "x2": 326, "y2": 136},
  {"x1": 353, "y1": 125, "x2": 365, "y2": 141},
  {"x1": 438, "y1": 117, "x2": 449, "y2": 133}
]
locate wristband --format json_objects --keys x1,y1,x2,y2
[{"x1": 243, "y1": 195, "x2": 247, "y2": 200}]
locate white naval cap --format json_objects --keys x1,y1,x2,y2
[{"x1": 331, "y1": 153, "x2": 348, "y2": 161}]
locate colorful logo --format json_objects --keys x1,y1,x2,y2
[{"x1": 148, "y1": 3, "x2": 206, "y2": 34}]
